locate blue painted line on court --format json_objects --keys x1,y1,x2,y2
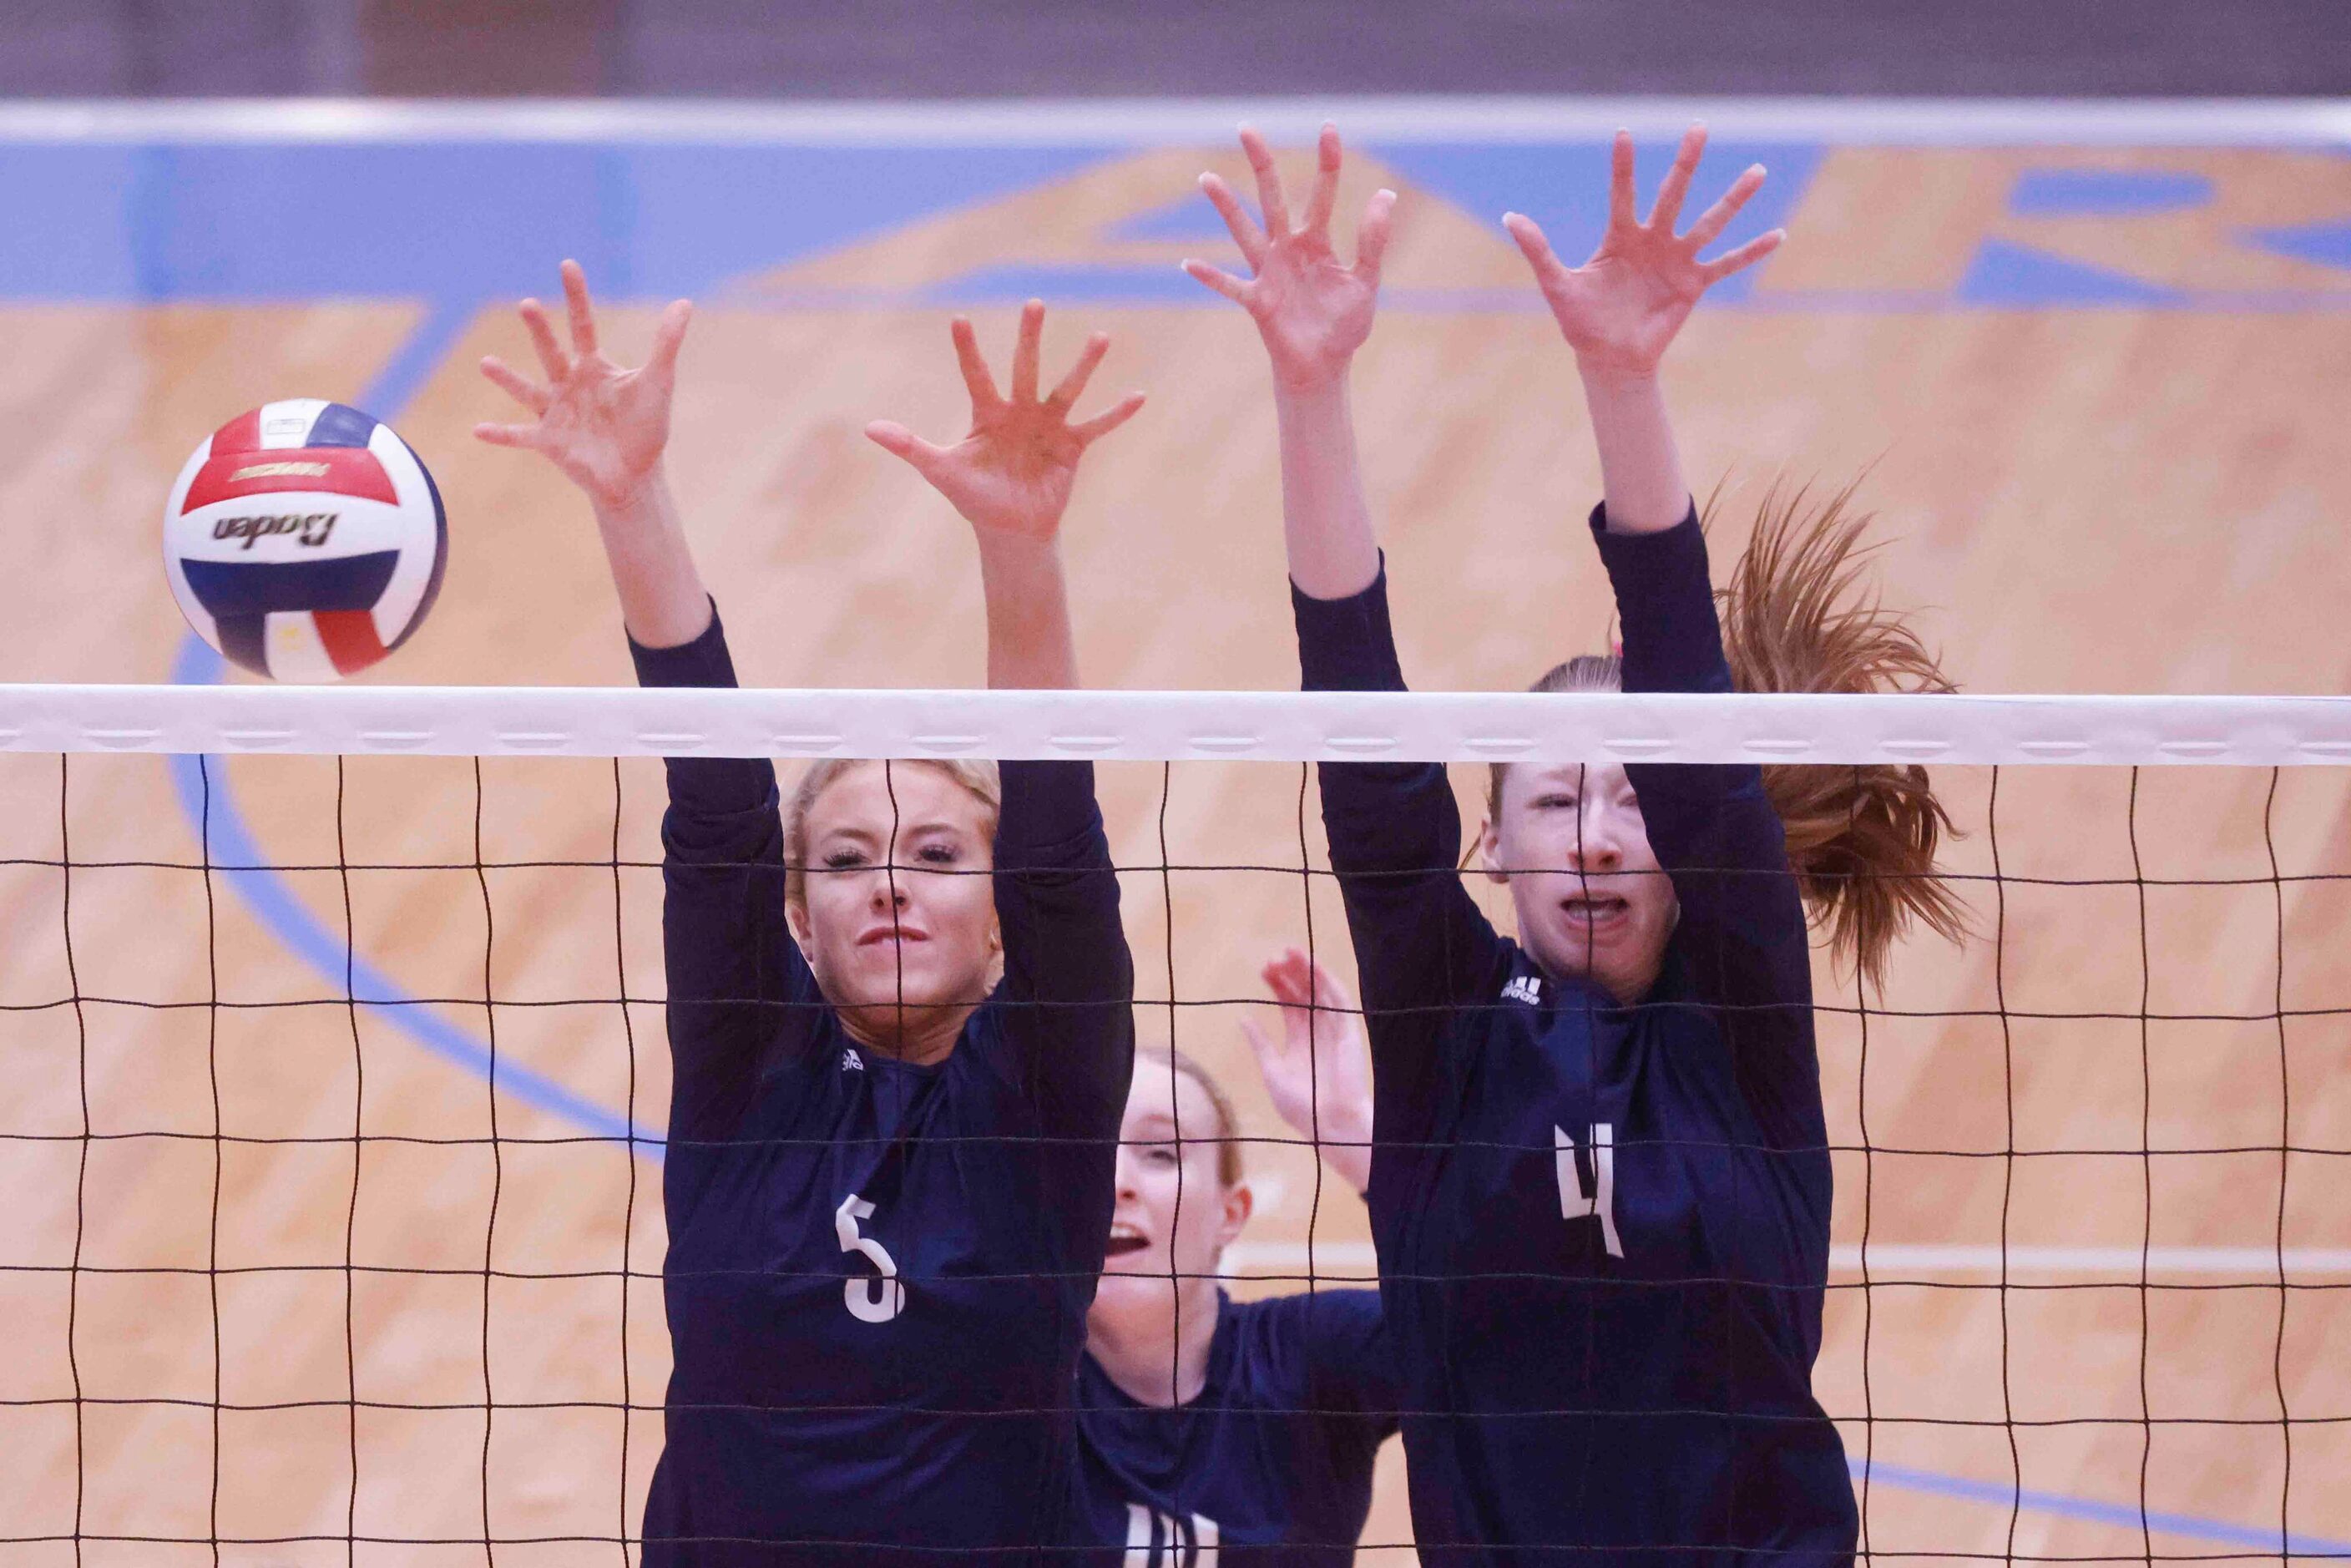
[
  {"x1": 164, "y1": 300, "x2": 665, "y2": 1162},
  {"x1": 0, "y1": 140, "x2": 1112, "y2": 301},
  {"x1": 164, "y1": 643, "x2": 658, "y2": 1157},
  {"x1": 2009, "y1": 167, "x2": 2214, "y2": 216},
  {"x1": 361, "y1": 296, "x2": 481, "y2": 418},
  {"x1": 2246, "y1": 216, "x2": 2351, "y2": 271},
  {"x1": 1853, "y1": 1458, "x2": 2351, "y2": 1555}
]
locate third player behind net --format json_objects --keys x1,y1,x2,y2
[{"x1": 1077, "y1": 950, "x2": 1397, "y2": 1565}]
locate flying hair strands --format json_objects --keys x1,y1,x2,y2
[
  {"x1": 1713, "y1": 475, "x2": 1968, "y2": 986},
  {"x1": 1491, "y1": 475, "x2": 1967, "y2": 986}
]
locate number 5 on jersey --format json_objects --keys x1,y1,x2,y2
[
  {"x1": 836, "y1": 1192, "x2": 906, "y2": 1323},
  {"x1": 1555, "y1": 1123, "x2": 1623, "y2": 1258}
]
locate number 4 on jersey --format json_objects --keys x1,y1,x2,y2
[
  {"x1": 1555, "y1": 1123, "x2": 1623, "y2": 1258},
  {"x1": 835, "y1": 1192, "x2": 906, "y2": 1323}
]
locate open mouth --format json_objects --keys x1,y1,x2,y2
[
  {"x1": 1105, "y1": 1224, "x2": 1148, "y2": 1257},
  {"x1": 857, "y1": 925, "x2": 928, "y2": 948},
  {"x1": 1560, "y1": 893, "x2": 1630, "y2": 928}
]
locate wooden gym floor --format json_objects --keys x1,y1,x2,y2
[{"x1": 1, "y1": 103, "x2": 2348, "y2": 1563}]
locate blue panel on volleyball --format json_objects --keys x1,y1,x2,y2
[
  {"x1": 212, "y1": 615, "x2": 269, "y2": 675},
  {"x1": 305, "y1": 402, "x2": 380, "y2": 448},
  {"x1": 386, "y1": 463, "x2": 449, "y2": 654},
  {"x1": 181, "y1": 551, "x2": 401, "y2": 617}
]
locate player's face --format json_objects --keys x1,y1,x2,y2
[
  {"x1": 1096, "y1": 1065, "x2": 1250, "y2": 1308},
  {"x1": 791, "y1": 762, "x2": 999, "y2": 1048},
  {"x1": 1483, "y1": 761, "x2": 1678, "y2": 1004}
]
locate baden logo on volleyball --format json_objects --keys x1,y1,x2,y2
[{"x1": 163, "y1": 398, "x2": 447, "y2": 681}]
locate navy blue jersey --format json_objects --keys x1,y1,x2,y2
[
  {"x1": 1074, "y1": 1289, "x2": 1398, "y2": 1566},
  {"x1": 632, "y1": 609, "x2": 1135, "y2": 1566},
  {"x1": 1292, "y1": 512, "x2": 1855, "y2": 1565}
]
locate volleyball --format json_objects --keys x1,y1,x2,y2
[{"x1": 163, "y1": 398, "x2": 447, "y2": 680}]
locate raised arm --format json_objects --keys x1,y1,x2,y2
[
  {"x1": 1191, "y1": 127, "x2": 1499, "y2": 1138},
  {"x1": 868, "y1": 305, "x2": 1140, "y2": 1139},
  {"x1": 1242, "y1": 949, "x2": 1375, "y2": 1196},
  {"x1": 1504, "y1": 124, "x2": 1781, "y2": 539},
  {"x1": 476, "y1": 259, "x2": 710, "y2": 648},
  {"x1": 866, "y1": 299, "x2": 1142, "y2": 692},
  {"x1": 476, "y1": 264, "x2": 810, "y2": 1155},
  {"x1": 1509, "y1": 133, "x2": 1821, "y2": 1141},
  {"x1": 1186, "y1": 124, "x2": 1393, "y2": 599}
]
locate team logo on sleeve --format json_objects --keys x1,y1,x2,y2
[{"x1": 1124, "y1": 1503, "x2": 1220, "y2": 1565}]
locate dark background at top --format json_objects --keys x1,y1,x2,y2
[{"x1": 3, "y1": 0, "x2": 2347, "y2": 99}]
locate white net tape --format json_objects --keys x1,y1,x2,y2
[{"x1": 5, "y1": 684, "x2": 2351, "y2": 764}]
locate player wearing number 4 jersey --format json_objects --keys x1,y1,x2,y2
[
  {"x1": 1190, "y1": 125, "x2": 1964, "y2": 1562},
  {"x1": 477, "y1": 269, "x2": 1145, "y2": 1564}
]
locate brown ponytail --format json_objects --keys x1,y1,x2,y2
[
  {"x1": 1486, "y1": 476, "x2": 1966, "y2": 986},
  {"x1": 1716, "y1": 476, "x2": 1968, "y2": 985}
]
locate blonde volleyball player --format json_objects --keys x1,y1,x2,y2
[
  {"x1": 477, "y1": 266, "x2": 1144, "y2": 1565},
  {"x1": 1075, "y1": 952, "x2": 1398, "y2": 1564},
  {"x1": 1188, "y1": 125, "x2": 1959, "y2": 1563}
]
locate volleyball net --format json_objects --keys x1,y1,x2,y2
[{"x1": 3, "y1": 681, "x2": 2348, "y2": 1563}]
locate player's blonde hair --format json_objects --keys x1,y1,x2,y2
[
  {"x1": 1487, "y1": 477, "x2": 1967, "y2": 986},
  {"x1": 782, "y1": 757, "x2": 1004, "y2": 913},
  {"x1": 1134, "y1": 1047, "x2": 1245, "y2": 1188}
]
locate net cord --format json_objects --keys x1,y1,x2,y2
[{"x1": 8, "y1": 685, "x2": 2351, "y2": 766}]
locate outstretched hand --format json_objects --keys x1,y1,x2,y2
[
  {"x1": 865, "y1": 301, "x2": 1145, "y2": 549},
  {"x1": 475, "y1": 260, "x2": 692, "y2": 510},
  {"x1": 1241, "y1": 949, "x2": 1374, "y2": 1195},
  {"x1": 1186, "y1": 124, "x2": 1396, "y2": 392},
  {"x1": 1504, "y1": 124, "x2": 1782, "y2": 378}
]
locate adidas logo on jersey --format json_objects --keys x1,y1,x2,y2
[
  {"x1": 1501, "y1": 974, "x2": 1542, "y2": 1006},
  {"x1": 840, "y1": 1049, "x2": 863, "y2": 1073}
]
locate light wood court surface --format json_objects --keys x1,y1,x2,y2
[{"x1": 2, "y1": 123, "x2": 2348, "y2": 1563}]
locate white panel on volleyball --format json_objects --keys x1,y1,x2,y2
[
  {"x1": 258, "y1": 609, "x2": 344, "y2": 684},
  {"x1": 255, "y1": 397, "x2": 332, "y2": 448},
  {"x1": 367, "y1": 417, "x2": 439, "y2": 646}
]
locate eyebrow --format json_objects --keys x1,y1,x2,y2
[{"x1": 817, "y1": 819, "x2": 972, "y2": 847}]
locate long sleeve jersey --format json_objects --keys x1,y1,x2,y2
[
  {"x1": 1293, "y1": 512, "x2": 1856, "y2": 1565},
  {"x1": 1072, "y1": 1288, "x2": 1399, "y2": 1565},
  {"x1": 633, "y1": 609, "x2": 1136, "y2": 1565}
]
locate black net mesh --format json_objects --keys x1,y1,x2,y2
[{"x1": 1, "y1": 746, "x2": 2343, "y2": 1563}]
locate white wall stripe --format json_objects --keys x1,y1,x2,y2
[
  {"x1": 1221, "y1": 1242, "x2": 2351, "y2": 1278},
  {"x1": 0, "y1": 96, "x2": 2343, "y2": 147},
  {"x1": 5, "y1": 684, "x2": 2351, "y2": 766},
  {"x1": 1832, "y1": 1244, "x2": 2351, "y2": 1276}
]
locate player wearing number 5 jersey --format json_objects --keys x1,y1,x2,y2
[
  {"x1": 1188, "y1": 126, "x2": 1962, "y2": 1562},
  {"x1": 477, "y1": 271, "x2": 1144, "y2": 1564}
]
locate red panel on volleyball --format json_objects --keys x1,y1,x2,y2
[
  {"x1": 312, "y1": 609, "x2": 388, "y2": 675},
  {"x1": 183, "y1": 447, "x2": 400, "y2": 512},
  {"x1": 206, "y1": 407, "x2": 265, "y2": 455}
]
